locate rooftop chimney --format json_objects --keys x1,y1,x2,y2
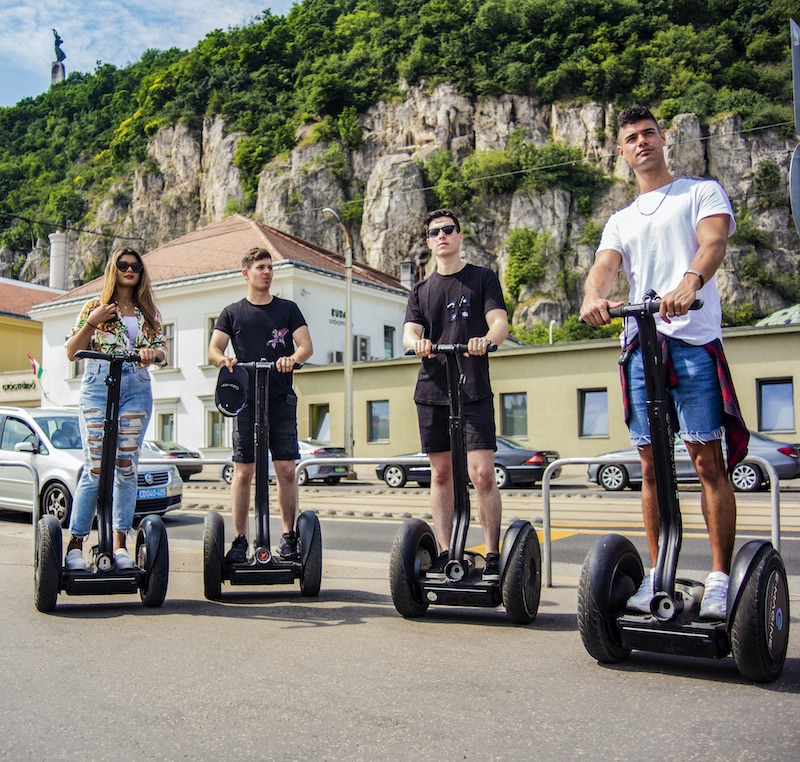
[{"x1": 48, "y1": 230, "x2": 68, "y2": 290}]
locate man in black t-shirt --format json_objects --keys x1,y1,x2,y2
[
  {"x1": 209, "y1": 247, "x2": 313, "y2": 563},
  {"x1": 403, "y1": 209, "x2": 509, "y2": 581}
]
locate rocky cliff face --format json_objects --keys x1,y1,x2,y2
[{"x1": 26, "y1": 86, "x2": 800, "y2": 326}]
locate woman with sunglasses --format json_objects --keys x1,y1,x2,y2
[{"x1": 64, "y1": 247, "x2": 167, "y2": 571}]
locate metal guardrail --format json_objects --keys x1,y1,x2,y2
[{"x1": 540, "y1": 454, "x2": 782, "y2": 588}]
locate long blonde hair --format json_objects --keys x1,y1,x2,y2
[{"x1": 99, "y1": 247, "x2": 161, "y2": 338}]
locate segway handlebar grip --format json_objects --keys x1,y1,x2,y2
[
  {"x1": 606, "y1": 298, "x2": 703, "y2": 320},
  {"x1": 75, "y1": 349, "x2": 143, "y2": 363},
  {"x1": 233, "y1": 360, "x2": 304, "y2": 370},
  {"x1": 404, "y1": 343, "x2": 498, "y2": 356}
]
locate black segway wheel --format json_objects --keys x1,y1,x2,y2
[
  {"x1": 501, "y1": 523, "x2": 541, "y2": 624},
  {"x1": 389, "y1": 519, "x2": 437, "y2": 618},
  {"x1": 731, "y1": 545, "x2": 790, "y2": 682},
  {"x1": 34, "y1": 515, "x2": 62, "y2": 613},
  {"x1": 136, "y1": 515, "x2": 169, "y2": 607},
  {"x1": 203, "y1": 512, "x2": 225, "y2": 601},
  {"x1": 298, "y1": 511, "x2": 323, "y2": 597},
  {"x1": 577, "y1": 534, "x2": 643, "y2": 663}
]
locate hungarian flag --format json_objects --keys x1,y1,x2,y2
[{"x1": 27, "y1": 354, "x2": 43, "y2": 378}]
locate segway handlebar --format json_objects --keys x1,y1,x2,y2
[
  {"x1": 405, "y1": 343, "x2": 498, "y2": 356},
  {"x1": 606, "y1": 297, "x2": 703, "y2": 320},
  {"x1": 75, "y1": 349, "x2": 143, "y2": 363},
  {"x1": 231, "y1": 359, "x2": 304, "y2": 370}
]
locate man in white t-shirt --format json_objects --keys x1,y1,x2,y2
[{"x1": 581, "y1": 105, "x2": 746, "y2": 620}]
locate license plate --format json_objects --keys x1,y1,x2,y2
[
  {"x1": 333, "y1": 466, "x2": 347, "y2": 474},
  {"x1": 137, "y1": 487, "x2": 167, "y2": 499}
]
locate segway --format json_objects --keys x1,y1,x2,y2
[
  {"x1": 203, "y1": 359, "x2": 322, "y2": 600},
  {"x1": 390, "y1": 344, "x2": 541, "y2": 624},
  {"x1": 34, "y1": 350, "x2": 169, "y2": 612},
  {"x1": 577, "y1": 293, "x2": 790, "y2": 681}
]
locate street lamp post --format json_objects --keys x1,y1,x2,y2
[{"x1": 322, "y1": 207, "x2": 354, "y2": 459}]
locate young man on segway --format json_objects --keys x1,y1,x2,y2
[
  {"x1": 580, "y1": 105, "x2": 749, "y2": 619},
  {"x1": 403, "y1": 209, "x2": 509, "y2": 581},
  {"x1": 208, "y1": 247, "x2": 313, "y2": 564}
]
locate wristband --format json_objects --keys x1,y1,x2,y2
[{"x1": 684, "y1": 269, "x2": 705, "y2": 288}]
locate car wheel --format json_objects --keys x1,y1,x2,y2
[
  {"x1": 731, "y1": 462, "x2": 762, "y2": 492},
  {"x1": 221, "y1": 464, "x2": 233, "y2": 485},
  {"x1": 41, "y1": 481, "x2": 72, "y2": 527},
  {"x1": 598, "y1": 464, "x2": 629, "y2": 491},
  {"x1": 297, "y1": 467, "x2": 309, "y2": 486},
  {"x1": 383, "y1": 465, "x2": 407, "y2": 488},
  {"x1": 494, "y1": 465, "x2": 511, "y2": 489},
  {"x1": 323, "y1": 476, "x2": 341, "y2": 485}
]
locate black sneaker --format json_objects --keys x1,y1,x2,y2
[
  {"x1": 225, "y1": 534, "x2": 248, "y2": 564},
  {"x1": 278, "y1": 531, "x2": 299, "y2": 561},
  {"x1": 483, "y1": 553, "x2": 500, "y2": 581},
  {"x1": 426, "y1": 550, "x2": 449, "y2": 576}
]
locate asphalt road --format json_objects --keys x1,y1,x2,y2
[{"x1": 1, "y1": 480, "x2": 798, "y2": 761}]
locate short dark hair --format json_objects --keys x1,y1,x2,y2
[
  {"x1": 617, "y1": 105, "x2": 659, "y2": 133},
  {"x1": 424, "y1": 209, "x2": 461, "y2": 232},
  {"x1": 242, "y1": 247, "x2": 272, "y2": 269}
]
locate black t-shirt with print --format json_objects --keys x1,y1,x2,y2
[
  {"x1": 214, "y1": 297, "x2": 307, "y2": 400},
  {"x1": 405, "y1": 264, "x2": 506, "y2": 405}
]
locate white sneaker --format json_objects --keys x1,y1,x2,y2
[
  {"x1": 626, "y1": 569, "x2": 655, "y2": 613},
  {"x1": 65, "y1": 548, "x2": 90, "y2": 572},
  {"x1": 113, "y1": 548, "x2": 136, "y2": 570},
  {"x1": 699, "y1": 572, "x2": 729, "y2": 619}
]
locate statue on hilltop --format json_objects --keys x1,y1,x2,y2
[{"x1": 53, "y1": 29, "x2": 66, "y2": 62}]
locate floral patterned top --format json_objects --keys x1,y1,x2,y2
[{"x1": 67, "y1": 298, "x2": 168, "y2": 364}]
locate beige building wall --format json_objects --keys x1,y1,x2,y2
[
  {"x1": 296, "y1": 325, "x2": 800, "y2": 461},
  {"x1": 0, "y1": 315, "x2": 43, "y2": 407}
]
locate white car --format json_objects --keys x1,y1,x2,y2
[
  {"x1": 220, "y1": 438, "x2": 353, "y2": 486},
  {"x1": 0, "y1": 406, "x2": 183, "y2": 526}
]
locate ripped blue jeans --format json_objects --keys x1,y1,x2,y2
[
  {"x1": 626, "y1": 339, "x2": 723, "y2": 447},
  {"x1": 69, "y1": 359, "x2": 153, "y2": 538}
]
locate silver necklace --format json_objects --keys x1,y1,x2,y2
[{"x1": 636, "y1": 179, "x2": 675, "y2": 216}]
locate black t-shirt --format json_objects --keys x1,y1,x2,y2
[
  {"x1": 214, "y1": 297, "x2": 307, "y2": 400},
  {"x1": 405, "y1": 264, "x2": 506, "y2": 405}
]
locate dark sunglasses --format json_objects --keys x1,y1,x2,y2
[
  {"x1": 426, "y1": 225, "x2": 458, "y2": 238},
  {"x1": 117, "y1": 261, "x2": 144, "y2": 273}
]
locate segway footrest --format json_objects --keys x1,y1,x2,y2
[
  {"x1": 618, "y1": 612, "x2": 730, "y2": 659},
  {"x1": 62, "y1": 569, "x2": 142, "y2": 596},
  {"x1": 227, "y1": 561, "x2": 299, "y2": 586},
  {"x1": 420, "y1": 580, "x2": 502, "y2": 608}
]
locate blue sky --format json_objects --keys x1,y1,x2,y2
[{"x1": 0, "y1": 1, "x2": 297, "y2": 107}]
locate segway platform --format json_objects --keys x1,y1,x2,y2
[
  {"x1": 33, "y1": 351, "x2": 170, "y2": 613},
  {"x1": 390, "y1": 345, "x2": 541, "y2": 624},
  {"x1": 203, "y1": 360, "x2": 323, "y2": 600},
  {"x1": 577, "y1": 296, "x2": 790, "y2": 682},
  {"x1": 421, "y1": 554, "x2": 503, "y2": 608}
]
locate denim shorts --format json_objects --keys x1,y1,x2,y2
[
  {"x1": 626, "y1": 339, "x2": 723, "y2": 447},
  {"x1": 233, "y1": 393, "x2": 299, "y2": 463},
  {"x1": 416, "y1": 396, "x2": 496, "y2": 453}
]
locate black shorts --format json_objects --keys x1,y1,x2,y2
[
  {"x1": 232, "y1": 393, "x2": 300, "y2": 463},
  {"x1": 416, "y1": 397, "x2": 497, "y2": 453}
]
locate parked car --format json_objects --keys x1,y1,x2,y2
[
  {"x1": 142, "y1": 440, "x2": 204, "y2": 480},
  {"x1": 587, "y1": 431, "x2": 800, "y2": 492},
  {"x1": 0, "y1": 406, "x2": 183, "y2": 527},
  {"x1": 219, "y1": 438, "x2": 353, "y2": 486},
  {"x1": 375, "y1": 436, "x2": 560, "y2": 489}
]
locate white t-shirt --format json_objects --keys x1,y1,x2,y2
[
  {"x1": 122, "y1": 315, "x2": 139, "y2": 349},
  {"x1": 597, "y1": 177, "x2": 735, "y2": 345}
]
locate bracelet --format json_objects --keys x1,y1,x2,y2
[
  {"x1": 86, "y1": 321, "x2": 97, "y2": 329},
  {"x1": 684, "y1": 269, "x2": 705, "y2": 288}
]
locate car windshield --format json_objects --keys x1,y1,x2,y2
[
  {"x1": 497, "y1": 437, "x2": 526, "y2": 450},
  {"x1": 152, "y1": 441, "x2": 184, "y2": 452},
  {"x1": 33, "y1": 414, "x2": 81, "y2": 450}
]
